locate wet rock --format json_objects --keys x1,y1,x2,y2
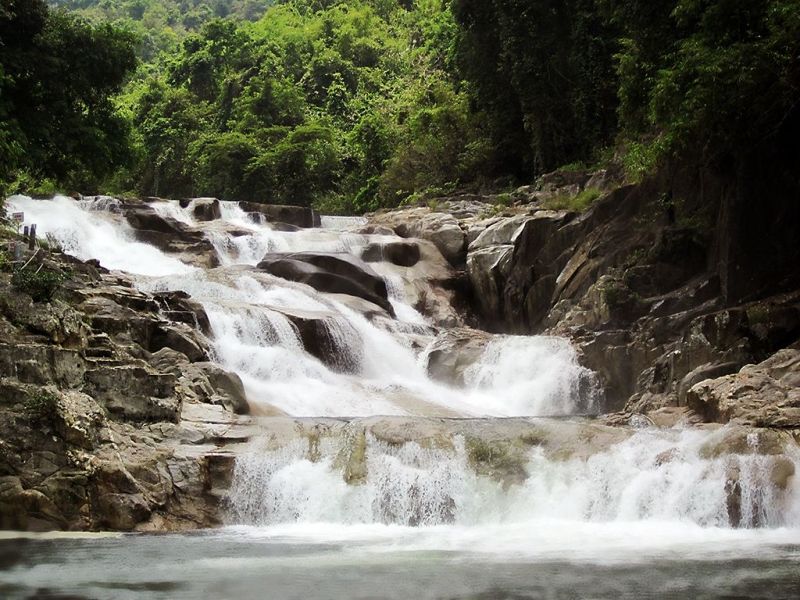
[
  {"x1": 191, "y1": 198, "x2": 222, "y2": 222},
  {"x1": 425, "y1": 328, "x2": 493, "y2": 386},
  {"x1": 196, "y1": 363, "x2": 250, "y2": 415},
  {"x1": 258, "y1": 252, "x2": 394, "y2": 316},
  {"x1": 275, "y1": 307, "x2": 364, "y2": 374},
  {"x1": 149, "y1": 323, "x2": 210, "y2": 363},
  {"x1": 361, "y1": 241, "x2": 421, "y2": 267},
  {"x1": 466, "y1": 245, "x2": 513, "y2": 322},
  {"x1": 687, "y1": 348, "x2": 800, "y2": 427},
  {"x1": 239, "y1": 202, "x2": 318, "y2": 228}
]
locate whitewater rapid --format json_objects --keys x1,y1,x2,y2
[
  {"x1": 6, "y1": 194, "x2": 800, "y2": 545},
  {"x1": 6, "y1": 194, "x2": 598, "y2": 418}
]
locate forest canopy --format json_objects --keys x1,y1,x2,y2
[{"x1": 2, "y1": 0, "x2": 798, "y2": 213}]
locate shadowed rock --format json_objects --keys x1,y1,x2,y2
[{"x1": 258, "y1": 252, "x2": 394, "y2": 316}]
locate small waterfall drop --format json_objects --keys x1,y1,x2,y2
[{"x1": 229, "y1": 428, "x2": 800, "y2": 529}]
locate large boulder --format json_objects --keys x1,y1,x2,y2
[
  {"x1": 191, "y1": 198, "x2": 222, "y2": 222},
  {"x1": 425, "y1": 328, "x2": 493, "y2": 386},
  {"x1": 687, "y1": 348, "x2": 800, "y2": 427},
  {"x1": 361, "y1": 241, "x2": 421, "y2": 267},
  {"x1": 468, "y1": 215, "x2": 532, "y2": 251},
  {"x1": 258, "y1": 252, "x2": 394, "y2": 316},
  {"x1": 124, "y1": 206, "x2": 218, "y2": 267},
  {"x1": 239, "y1": 202, "x2": 318, "y2": 228},
  {"x1": 371, "y1": 208, "x2": 466, "y2": 267},
  {"x1": 466, "y1": 245, "x2": 514, "y2": 324}
]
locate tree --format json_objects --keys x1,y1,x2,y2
[{"x1": 1, "y1": 0, "x2": 137, "y2": 192}]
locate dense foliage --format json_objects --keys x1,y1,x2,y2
[
  {"x1": 0, "y1": 0, "x2": 137, "y2": 195},
  {"x1": 5, "y1": 0, "x2": 799, "y2": 212},
  {"x1": 48, "y1": 1, "x2": 275, "y2": 58}
]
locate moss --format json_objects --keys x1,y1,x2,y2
[
  {"x1": 343, "y1": 430, "x2": 368, "y2": 485},
  {"x1": 466, "y1": 437, "x2": 528, "y2": 487},
  {"x1": 746, "y1": 304, "x2": 771, "y2": 326}
]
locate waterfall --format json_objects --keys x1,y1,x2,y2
[
  {"x1": 6, "y1": 193, "x2": 800, "y2": 537},
  {"x1": 6, "y1": 194, "x2": 597, "y2": 419},
  {"x1": 229, "y1": 428, "x2": 800, "y2": 529}
]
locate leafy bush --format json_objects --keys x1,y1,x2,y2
[
  {"x1": 24, "y1": 389, "x2": 60, "y2": 423},
  {"x1": 11, "y1": 267, "x2": 69, "y2": 302}
]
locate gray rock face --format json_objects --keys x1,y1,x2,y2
[
  {"x1": 361, "y1": 241, "x2": 421, "y2": 267},
  {"x1": 424, "y1": 328, "x2": 493, "y2": 386},
  {"x1": 125, "y1": 206, "x2": 219, "y2": 267},
  {"x1": 239, "y1": 202, "x2": 318, "y2": 228},
  {"x1": 258, "y1": 251, "x2": 394, "y2": 316},
  {"x1": 467, "y1": 245, "x2": 514, "y2": 322},
  {"x1": 191, "y1": 198, "x2": 222, "y2": 222},
  {"x1": 0, "y1": 247, "x2": 254, "y2": 532},
  {"x1": 371, "y1": 209, "x2": 467, "y2": 266},
  {"x1": 687, "y1": 348, "x2": 800, "y2": 427}
]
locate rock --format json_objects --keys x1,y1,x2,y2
[
  {"x1": 425, "y1": 328, "x2": 493, "y2": 386},
  {"x1": 153, "y1": 290, "x2": 212, "y2": 335},
  {"x1": 274, "y1": 307, "x2": 364, "y2": 373},
  {"x1": 125, "y1": 206, "x2": 188, "y2": 235},
  {"x1": 191, "y1": 198, "x2": 222, "y2": 222},
  {"x1": 466, "y1": 245, "x2": 513, "y2": 325},
  {"x1": 687, "y1": 349, "x2": 800, "y2": 427},
  {"x1": 124, "y1": 206, "x2": 218, "y2": 267},
  {"x1": 0, "y1": 343, "x2": 86, "y2": 388},
  {"x1": 372, "y1": 209, "x2": 466, "y2": 266},
  {"x1": 84, "y1": 365, "x2": 180, "y2": 422},
  {"x1": 258, "y1": 252, "x2": 394, "y2": 316},
  {"x1": 468, "y1": 215, "x2": 531, "y2": 250},
  {"x1": 271, "y1": 222, "x2": 302, "y2": 232},
  {"x1": 677, "y1": 362, "x2": 741, "y2": 405},
  {"x1": 239, "y1": 202, "x2": 318, "y2": 228},
  {"x1": 196, "y1": 363, "x2": 250, "y2": 415},
  {"x1": 361, "y1": 241, "x2": 421, "y2": 267},
  {"x1": 149, "y1": 323, "x2": 210, "y2": 363}
]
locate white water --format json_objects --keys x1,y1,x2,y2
[
  {"x1": 5, "y1": 194, "x2": 598, "y2": 418},
  {"x1": 229, "y1": 428, "x2": 800, "y2": 530},
  {"x1": 6, "y1": 194, "x2": 800, "y2": 548}
]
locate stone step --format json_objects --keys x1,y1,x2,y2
[{"x1": 83, "y1": 347, "x2": 115, "y2": 359}]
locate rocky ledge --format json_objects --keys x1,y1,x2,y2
[
  {"x1": 0, "y1": 246, "x2": 254, "y2": 531},
  {"x1": 369, "y1": 168, "x2": 800, "y2": 429}
]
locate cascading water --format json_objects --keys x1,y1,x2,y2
[
  {"x1": 6, "y1": 193, "x2": 598, "y2": 419},
  {"x1": 5, "y1": 193, "x2": 800, "y2": 565},
  {"x1": 228, "y1": 428, "x2": 800, "y2": 529}
]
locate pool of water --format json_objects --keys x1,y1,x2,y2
[{"x1": 1, "y1": 525, "x2": 799, "y2": 600}]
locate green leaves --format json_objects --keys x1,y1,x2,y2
[{"x1": 0, "y1": 0, "x2": 137, "y2": 192}]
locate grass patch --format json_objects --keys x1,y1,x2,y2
[{"x1": 541, "y1": 187, "x2": 603, "y2": 212}]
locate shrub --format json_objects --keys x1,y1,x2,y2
[
  {"x1": 11, "y1": 267, "x2": 69, "y2": 302},
  {"x1": 24, "y1": 389, "x2": 60, "y2": 423}
]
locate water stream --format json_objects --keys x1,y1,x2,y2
[{"x1": 3, "y1": 195, "x2": 800, "y2": 599}]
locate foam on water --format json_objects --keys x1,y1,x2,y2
[
  {"x1": 229, "y1": 427, "x2": 800, "y2": 532},
  {"x1": 6, "y1": 194, "x2": 597, "y2": 418},
  {"x1": 6, "y1": 195, "x2": 194, "y2": 277}
]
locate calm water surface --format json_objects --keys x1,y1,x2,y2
[{"x1": 1, "y1": 526, "x2": 799, "y2": 600}]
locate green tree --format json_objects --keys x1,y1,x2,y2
[{"x1": 1, "y1": 0, "x2": 137, "y2": 193}]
